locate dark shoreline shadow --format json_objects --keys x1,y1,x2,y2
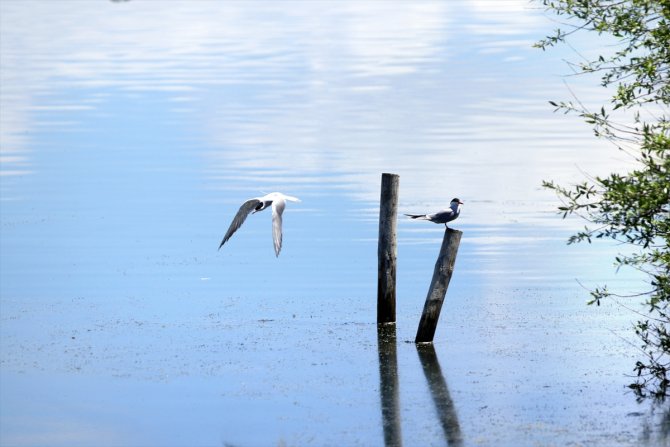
[
  {"x1": 377, "y1": 324, "x2": 403, "y2": 447},
  {"x1": 416, "y1": 343, "x2": 463, "y2": 446}
]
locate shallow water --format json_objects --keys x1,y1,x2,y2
[{"x1": 0, "y1": 1, "x2": 666, "y2": 446}]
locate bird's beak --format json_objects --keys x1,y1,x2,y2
[{"x1": 459, "y1": 200, "x2": 464, "y2": 204}]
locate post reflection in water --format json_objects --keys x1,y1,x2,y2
[
  {"x1": 416, "y1": 344, "x2": 463, "y2": 447},
  {"x1": 377, "y1": 324, "x2": 403, "y2": 447}
]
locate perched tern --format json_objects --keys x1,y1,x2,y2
[
  {"x1": 405, "y1": 198, "x2": 464, "y2": 227},
  {"x1": 219, "y1": 192, "x2": 301, "y2": 257}
]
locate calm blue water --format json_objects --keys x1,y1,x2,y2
[{"x1": 0, "y1": 1, "x2": 663, "y2": 446}]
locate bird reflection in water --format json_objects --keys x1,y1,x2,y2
[{"x1": 377, "y1": 324, "x2": 463, "y2": 447}]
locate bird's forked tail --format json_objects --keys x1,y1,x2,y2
[{"x1": 405, "y1": 213, "x2": 428, "y2": 220}]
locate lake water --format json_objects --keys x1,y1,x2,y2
[{"x1": 1, "y1": 1, "x2": 666, "y2": 446}]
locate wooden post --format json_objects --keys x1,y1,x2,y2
[
  {"x1": 377, "y1": 324, "x2": 403, "y2": 447},
  {"x1": 416, "y1": 344, "x2": 463, "y2": 446},
  {"x1": 415, "y1": 228, "x2": 462, "y2": 343},
  {"x1": 378, "y1": 173, "x2": 399, "y2": 324}
]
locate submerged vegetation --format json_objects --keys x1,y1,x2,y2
[{"x1": 536, "y1": 0, "x2": 670, "y2": 399}]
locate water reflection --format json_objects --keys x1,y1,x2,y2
[
  {"x1": 416, "y1": 344, "x2": 463, "y2": 446},
  {"x1": 640, "y1": 403, "x2": 670, "y2": 446},
  {"x1": 377, "y1": 324, "x2": 463, "y2": 447},
  {"x1": 0, "y1": 0, "x2": 616, "y2": 225},
  {"x1": 377, "y1": 324, "x2": 403, "y2": 447}
]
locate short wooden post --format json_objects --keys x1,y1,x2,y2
[
  {"x1": 378, "y1": 173, "x2": 399, "y2": 324},
  {"x1": 377, "y1": 324, "x2": 403, "y2": 447},
  {"x1": 415, "y1": 228, "x2": 462, "y2": 343}
]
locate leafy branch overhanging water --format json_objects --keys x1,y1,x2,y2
[{"x1": 536, "y1": 0, "x2": 670, "y2": 400}]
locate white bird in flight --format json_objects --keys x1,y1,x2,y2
[
  {"x1": 219, "y1": 192, "x2": 301, "y2": 257},
  {"x1": 405, "y1": 198, "x2": 464, "y2": 227}
]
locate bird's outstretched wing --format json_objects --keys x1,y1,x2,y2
[
  {"x1": 282, "y1": 194, "x2": 301, "y2": 203},
  {"x1": 271, "y1": 198, "x2": 286, "y2": 257},
  {"x1": 219, "y1": 199, "x2": 262, "y2": 250}
]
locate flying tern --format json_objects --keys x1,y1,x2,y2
[
  {"x1": 219, "y1": 192, "x2": 301, "y2": 257},
  {"x1": 405, "y1": 198, "x2": 464, "y2": 227}
]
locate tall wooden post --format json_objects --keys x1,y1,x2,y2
[
  {"x1": 415, "y1": 228, "x2": 462, "y2": 343},
  {"x1": 378, "y1": 173, "x2": 399, "y2": 324}
]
